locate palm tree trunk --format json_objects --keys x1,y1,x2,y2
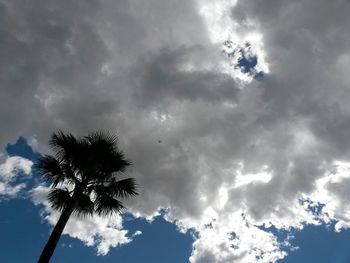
[{"x1": 37, "y1": 200, "x2": 76, "y2": 263}]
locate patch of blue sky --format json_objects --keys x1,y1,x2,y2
[
  {"x1": 259, "y1": 220, "x2": 350, "y2": 263},
  {"x1": 298, "y1": 197, "x2": 326, "y2": 218},
  {"x1": 278, "y1": 223, "x2": 350, "y2": 263},
  {"x1": 236, "y1": 44, "x2": 264, "y2": 80},
  {"x1": 223, "y1": 40, "x2": 265, "y2": 80}
]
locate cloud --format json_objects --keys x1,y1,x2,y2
[
  {"x1": 1, "y1": 0, "x2": 350, "y2": 261},
  {"x1": 0, "y1": 155, "x2": 33, "y2": 198},
  {"x1": 188, "y1": 210, "x2": 289, "y2": 263},
  {"x1": 307, "y1": 161, "x2": 350, "y2": 232},
  {"x1": 31, "y1": 185, "x2": 136, "y2": 255}
]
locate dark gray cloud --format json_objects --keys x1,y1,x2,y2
[{"x1": 131, "y1": 47, "x2": 239, "y2": 107}]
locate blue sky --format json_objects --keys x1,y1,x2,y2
[
  {"x1": 2, "y1": 0, "x2": 350, "y2": 262},
  {"x1": 281, "y1": 225, "x2": 350, "y2": 263}
]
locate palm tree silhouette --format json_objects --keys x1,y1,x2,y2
[{"x1": 36, "y1": 131, "x2": 138, "y2": 263}]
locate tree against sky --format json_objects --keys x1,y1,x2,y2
[{"x1": 36, "y1": 131, "x2": 138, "y2": 263}]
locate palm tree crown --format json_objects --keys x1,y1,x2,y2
[{"x1": 36, "y1": 131, "x2": 138, "y2": 263}]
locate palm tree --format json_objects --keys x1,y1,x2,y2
[{"x1": 36, "y1": 131, "x2": 138, "y2": 263}]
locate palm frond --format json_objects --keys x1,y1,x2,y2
[
  {"x1": 107, "y1": 178, "x2": 138, "y2": 198},
  {"x1": 85, "y1": 131, "x2": 118, "y2": 152},
  {"x1": 74, "y1": 194, "x2": 94, "y2": 216},
  {"x1": 94, "y1": 195, "x2": 125, "y2": 216},
  {"x1": 50, "y1": 131, "x2": 78, "y2": 158},
  {"x1": 35, "y1": 155, "x2": 78, "y2": 187},
  {"x1": 87, "y1": 153, "x2": 131, "y2": 181},
  {"x1": 82, "y1": 132, "x2": 131, "y2": 179},
  {"x1": 48, "y1": 188, "x2": 72, "y2": 211},
  {"x1": 60, "y1": 162, "x2": 80, "y2": 185},
  {"x1": 110, "y1": 151, "x2": 132, "y2": 173},
  {"x1": 50, "y1": 131, "x2": 88, "y2": 169},
  {"x1": 91, "y1": 177, "x2": 138, "y2": 199},
  {"x1": 35, "y1": 155, "x2": 65, "y2": 187}
]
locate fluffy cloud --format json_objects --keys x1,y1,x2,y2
[
  {"x1": 0, "y1": 155, "x2": 33, "y2": 198},
  {"x1": 1, "y1": 0, "x2": 350, "y2": 261},
  {"x1": 31, "y1": 185, "x2": 135, "y2": 255},
  {"x1": 307, "y1": 161, "x2": 350, "y2": 231}
]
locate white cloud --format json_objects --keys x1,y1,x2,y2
[
  {"x1": 0, "y1": 155, "x2": 33, "y2": 198},
  {"x1": 132, "y1": 230, "x2": 142, "y2": 237},
  {"x1": 31, "y1": 185, "x2": 137, "y2": 255},
  {"x1": 234, "y1": 164, "x2": 272, "y2": 188},
  {"x1": 306, "y1": 161, "x2": 350, "y2": 232},
  {"x1": 189, "y1": 212, "x2": 288, "y2": 263}
]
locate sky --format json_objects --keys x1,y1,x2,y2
[{"x1": 1, "y1": 0, "x2": 350, "y2": 262}]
